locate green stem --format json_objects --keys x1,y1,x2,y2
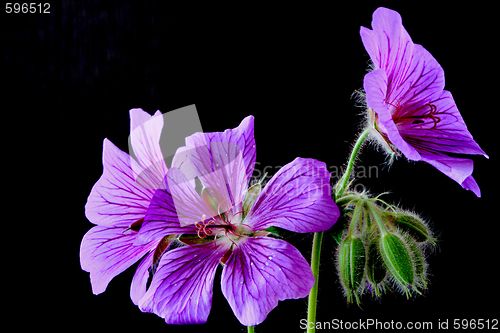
[
  {"x1": 347, "y1": 199, "x2": 365, "y2": 237},
  {"x1": 247, "y1": 326, "x2": 254, "y2": 333},
  {"x1": 307, "y1": 231, "x2": 323, "y2": 333},
  {"x1": 306, "y1": 128, "x2": 370, "y2": 333},
  {"x1": 365, "y1": 201, "x2": 388, "y2": 236},
  {"x1": 335, "y1": 128, "x2": 370, "y2": 197}
]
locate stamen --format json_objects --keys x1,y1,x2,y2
[
  {"x1": 388, "y1": 100, "x2": 441, "y2": 130},
  {"x1": 195, "y1": 214, "x2": 216, "y2": 238}
]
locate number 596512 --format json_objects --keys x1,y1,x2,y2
[{"x1": 5, "y1": 3, "x2": 50, "y2": 14}]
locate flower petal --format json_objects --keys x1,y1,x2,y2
[
  {"x1": 361, "y1": 8, "x2": 419, "y2": 93},
  {"x1": 130, "y1": 249, "x2": 155, "y2": 305},
  {"x1": 420, "y1": 155, "x2": 481, "y2": 197},
  {"x1": 172, "y1": 116, "x2": 256, "y2": 211},
  {"x1": 129, "y1": 109, "x2": 169, "y2": 189},
  {"x1": 247, "y1": 157, "x2": 339, "y2": 233},
  {"x1": 80, "y1": 225, "x2": 157, "y2": 295},
  {"x1": 136, "y1": 168, "x2": 201, "y2": 245},
  {"x1": 85, "y1": 139, "x2": 156, "y2": 227},
  {"x1": 398, "y1": 90, "x2": 488, "y2": 157},
  {"x1": 364, "y1": 68, "x2": 421, "y2": 161},
  {"x1": 138, "y1": 242, "x2": 229, "y2": 324},
  {"x1": 221, "y1": 237, "x2": 315, "y2": 326}
]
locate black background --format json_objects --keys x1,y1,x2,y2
[{"x1": 4, "y1": 1, "x2": 497, "y2": 331}]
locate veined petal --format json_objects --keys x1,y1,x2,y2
[
  {"x1": 172, "y1": 116, "x2": 256, "y2": 210},
  {"x1": 420, "y1": 155, "x2": 481, "y2": 197},
  {"x1": 364, "y1": 68, "x2": 421, "y2": 161},
  {"x1": 247, "y1": 158, "x2": 339, "y2": 233},
  {"x1": 360, "y1": 7, "x2": 415, "y2": 88},
  {"x1": 221, "y1": 237, "x2": 315, "y2": 326},
  {"x1": 85, "y1": 139, "x2": 156, "y2": 227},
  {"x1": 130, "y1": 249, "x2": 155, "y2": 305},
  {"x1": 399, "y1": 90, "x2": 488, "y2": 157},
  {"x1": 129, "y1": 109, "x2": 169, "y2": 189},
  {"x1": 136, "y1": 168, "x2": 201, "y2": 245},
  {"x1": 138, "y1": 241, "x2": 229, "y2": 324},
  {"x1": 80, "y1": 225, "x2": 157, "y2": 295}
]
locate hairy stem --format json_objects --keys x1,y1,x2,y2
[
  {"x1": 307, "y1": 128, "x2": 370, "y2": 332},
  {"x1": 335, "y1": 128, "x2": 370, "y2": 197}
]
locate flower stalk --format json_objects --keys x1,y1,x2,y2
[
  {"x1": 307, "y1": 231, "x2": 323, "y2": 333},
  {"x1": 335, "y1": 128, "x2": 370, "y2": 197},
  {"x1": 307, "y1": 128, "x2": 370, "y2": 332}
]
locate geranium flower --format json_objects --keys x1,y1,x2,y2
[
  {"x1": 361, "y1": 7, "x2": 488, "y2": 196},
  {"x1": 80, "y1": 109, "x2": 183, "y2": 304},
  {"x1": 135, "y1": 116, "x2": 339, "y2": 326}
]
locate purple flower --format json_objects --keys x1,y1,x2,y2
[
  {"x1": 135, "y1": 116, "x2": 340, "y2": 326},
  {"x1": 80, "y1": 109, "x2": 179, "y2": 304},
  {"x1": 361, "y1": 7, "x2": 488, "y2": 196}
]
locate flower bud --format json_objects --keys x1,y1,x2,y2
[
  {"x1": 366, "y1": 236, "x2": 387, "y2": 296},
  {"x1": 405, "y1": 236, "x2": 427, "y2": 289},
  {"x1": 378, "y1": 233, "x2": 414, "y2": 297},
  {"x1": 392, "y1": 213, "x2": 431, "y2": 243},
  {"x1": 337, "y1": 235, "x2": 366, "y2": 304}
]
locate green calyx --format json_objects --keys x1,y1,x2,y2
[
  {"x1": 366, "y1": 236, "x2": 387, "y2": 296},
  {"x1": 337, "y1": 235, "x2": 366, "y2": 305},
  {"x1": 333, "y1": 191, "x2": 435, "y2": 303},
  {"x1": 378, "y1": 233, "x2": 415, "y2": 298},
  {"x1": 394, "y1": 213, "x2": 435, "y2": 244}
]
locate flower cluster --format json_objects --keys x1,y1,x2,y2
[
  {"x1": 335, "y1": 191, "x2": 435, "y2": 304},
  {"x1": 80, "y1": 7, "x2": 487, "y2": 332}
]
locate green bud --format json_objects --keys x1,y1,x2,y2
[
  {"x1": 405, "y1": 236, "x2": 427, "y2": 289},
  {"x1": 392, "y1": 213, "x2": 431, "y2": 243},
  {"x1": 337, "y1": 235, "x2": 366, "y2": 305},
  {"x1": 366, "y1": 236, "x2": 387, "y2": 296},
  {"x1": 378, "y1": 233, "x2": 414, "y2": 298},
  {"x1": 242, "y1": 183, "x2": 262, "y2": 218}
]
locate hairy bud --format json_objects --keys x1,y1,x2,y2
[
  {"x1": 366, "y1": 236, "x2": 387, "y2": 296},
  {"x1": 337, "y1": 235, "x2": 366, "y2": 305},
  {"x1": 378, "y1": 233, "x2": 415, "y2": 298},
  {"x1": 391, "y1": 213, "x2": 433, "y2": 243}
]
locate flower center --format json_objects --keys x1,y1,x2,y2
[{"x1": 388, "y1": 101, "x2": 441, "y2": 130}]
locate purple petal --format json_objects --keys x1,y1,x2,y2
[
  {"x1": 462, "y1": 176, "x2": 481, "y2": 198},
  {"x1": 80, "y1": 225, "x2": 158, "y2": 295},
  {"x1": 138, "y1": 242, "x2": 229, "y2": 324},
  {"x1": 130, "y1": 250, "x2": 155, "y2": 305},
  {"x1": 362, "y1": 8, "x2": 445, "y2": 105},
  {"x1": 129, "y1": 109, "x2": 169, "y2": 189},
  {"x1": 85, "y1": 139, "x2": 156, "y2": 227},
  {"x1": 136, "y1": 168, "x2": 206, "y2": 245},
  {"x1": 247, "y1": 157, "x2": 339, "y2": 233},
  {"x1": 172, "y1": 116, "x2": 256, "y2": 209},
  {"x1": 420, "y1": 155, "x2": 481, "y2": 197},
  {"x1": 361, "y1": 8, "x2": 416, "y2": 89},
  {"x1": 398, "y1": 90, "x2": 488, "y2": 157},
  {"x1": 221, "y1": 237, "x2": 315, "y2": 326},
  {"x1": 364, "y1": 68, "x2": 421, "y2": 160}
]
